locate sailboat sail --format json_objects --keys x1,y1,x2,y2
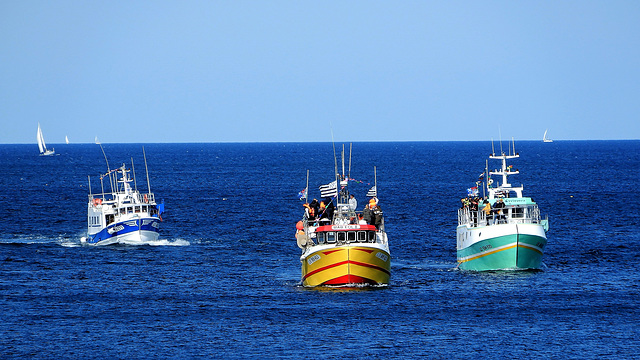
[
  {"x1": 37, "y1": 124, "x2": 46, "y2": 153},
  {"x1": 543, "y1": 129, "x2": 553, "y2": 143},
  {"x1": 36, "y1": 123, "x2": 55, "y2": 155},
  {"x1": 65, "y1": 136, "x2": 69, "y2": 144}
]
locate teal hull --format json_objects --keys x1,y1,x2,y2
[{"x1": 457, "y1": 233, "x2": 547, "y2": 271}]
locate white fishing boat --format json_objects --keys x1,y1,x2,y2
[
  {"x1": 456, "y1": 138, "x2": 549, "y2": 271},
  {"x1": 543, "y1": 129, "x2": 553, "y2": 143},
  {"x1": 296, "y1": 145, "x2": 391, "y2": 287},
  {"x1": 82, "y1": 147, "x2": 164, "y2": 245},
  {"x1": 36, "y1": 123, "x2": 55, "y2": 156}
]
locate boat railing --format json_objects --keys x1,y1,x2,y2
[
  {"x1": 458, "y1": 204, "x2": 543, "y2": 227},
  {"x1": 88, "y1": 192, "x2": 156, "y2": 206},
  {"x1": 302, "y1": 212, "x2": 387, "y2": 248}
]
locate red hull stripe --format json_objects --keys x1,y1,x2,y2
[
  {"x1": 354, "y1": 248, "x2": 374, "y2": 254},
  {"x1": 322, "y1": 249, "x2": 344, "y2": 255},
  {"x1": 303, "y1": 259, "x2": 390, "y2": 281},
  {"x1": 322, "y1": 275, "x2": 376, "y2": 286}
]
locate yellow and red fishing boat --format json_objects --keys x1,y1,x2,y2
[
  {"x1": 296, "y1": 155, "x2": 390, "y2": 287},
  {"x1": 299, "y1": 223, "x2": 390, "y2": 286}
]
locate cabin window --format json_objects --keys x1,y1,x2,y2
[
  {"x1": 127, "y1": 207, "x2": 133, "y2": 214},
  {"x1": 512, "y1": 207, "x2": 524, "y2": 218},
  {"x1": 135, "y1": 206, "x2": 141, "y2": 213},
  {"x1": 337, "y1": 232, "x2": 346, "y2": 243},
  {"x1": 368, "y1": 231, "x2": 376, "y2": 242},
  {"x1": 326, "y1": 232, "x2": 336, "y2": 243},
  {"x1": 347, "y1": 231, "x2": 356, "y2": 243},
  {"x1": 142, "y1": 206, "x2": 147, "y2": 213},
  {"x1": 317, "y1": 233, "x2": 325, "y2": 244},
  {"x1": 358, "y1": 231, "x2": 367, "y2": 242}
]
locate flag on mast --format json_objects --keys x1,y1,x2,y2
[
  {"x1": 366, "y1": 185, "x2": 377, "y2": 197},
  {"x1": 297, "y1": 188, "x2": 307, "y2": 200},
  {"x1": 319, "y1": 180, "x2": 338, "y2": 197}
]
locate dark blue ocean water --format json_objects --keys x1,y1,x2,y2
[{"x1": 1, "y1": 141, "x2": 639, "y2": 359}]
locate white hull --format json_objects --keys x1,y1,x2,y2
[{"x1": 86, "y1": 230, "x2": 160, "y2": 246}]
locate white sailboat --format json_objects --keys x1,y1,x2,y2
[
  {"x1": 543, "y1": 129, "x2": 553, "y2": 143},
  {"x1": 65, "y1": 136, "x2": 69, "y2": 144},
  {"x1": 37, "y1": 123, "x2": 55, "y2": 156}
]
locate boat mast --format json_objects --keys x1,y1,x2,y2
[
  {"x1": 484, "y1": 159, "x2": 488, "y2": 198},
  {"x1": 331, "y1": 126, "x2": 338, "y2": 181},
  {"x1": 143, "y1": 146, "x2": 151, "y2": 194},
  {"x1": 88, "y1": 176, "x2": 92, "y2": 199},
  {"x1": 341, "y1": 144, "x2": 345, "y2": 180},
  {"x1": 348, "y1": 143, "x2": 352, "y2": 180},
  {"x1": 100, "y1": 175, "x2": 105, "y2": 201},
  {"x1": 374, "y1": 166, "x2": 377, "y2": 195},
  {"x1": 305, "y1": 169, "x2": 309, "y2": 203},
  {"x1": 131, "y1": 157, "x2": 138, "y2": 191}
]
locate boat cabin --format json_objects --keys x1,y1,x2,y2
[
  {"x1": 457, "y1": 197, "x2": 545, "y2": 228},
  {"x1": 313, "y1": 224, "x2": 379, "y2": 245}
]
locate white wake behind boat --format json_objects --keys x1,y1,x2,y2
[{"x1": 37, "y1": 123, "x2": 55, "y2": 156}]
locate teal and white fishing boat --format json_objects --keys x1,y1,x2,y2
[{"x1": 456, "y1": 139, "x2": 549, "y2": 271}]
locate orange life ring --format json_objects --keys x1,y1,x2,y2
[
  {"x1": 93, "y1": 198, "x2": 102, "y2": 206},
  {"x1": 144, "y1": 194, "x2": 148, "y2": 203}
]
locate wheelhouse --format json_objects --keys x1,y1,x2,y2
[{"x1": 314, "y1": 224, "x2": 378, "y2": 245}]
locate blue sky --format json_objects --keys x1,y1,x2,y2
[{"x1": 1, "y1": 1, "x2": 639, "y2": 143}]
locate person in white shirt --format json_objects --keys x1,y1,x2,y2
[{"x1": 348, "y1": 194, "x2": 357, "y2": 211}]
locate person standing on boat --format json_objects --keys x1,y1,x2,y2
[
  {"x1": 493, "y1": 198, "x2": 506, "y2": 224},
  {"x1": 470, "y1": 197, "x2": 479, "y2": 226},
  {"x1": 324, "y1": 198, "x2": 335, "y2": 221},
  {"x1": 482, "y1": 199, "x2": 491, "y2": 225},
  {"x1": 318, "y1": 202, "x2": 327, "y2": 221},
  {"x1": 372, "y1": 202, "x2": 383, "y2": 230},
  {"x1": 363, "y1": 202, "x2": 372, "y2": 224},
  {"x1": 310, "y1": 199, "x2": 319, "y2": 217},
  {"x1": 304, "y1": 203, "x2": 316, "y2": 222},
  {"x1": 349, "y1": 194, "x2": 357, "y2": 211}
]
